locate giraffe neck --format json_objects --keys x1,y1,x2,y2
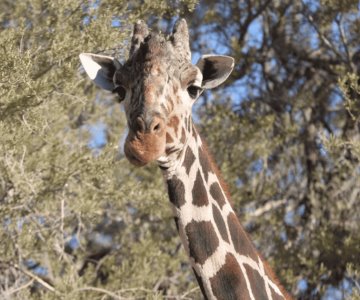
[{"x1": 159, "y1": 126, "x2": 288, "y2": 300}]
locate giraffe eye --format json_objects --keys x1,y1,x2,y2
[
  {"x1": 187, "y1": 85, "x2": 202, "y2": 99},
  {"x1": 113, "y1": 85, "x2": 126, "y2": 102}
]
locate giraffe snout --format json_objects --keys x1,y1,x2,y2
[{"x1": 124, "y1": 115, "x2": 166, "y2": 166}]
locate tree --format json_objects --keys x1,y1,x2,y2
[
  {"x1": 1, "y1": 0, "x2": 359, "y2": 299},
  {"x1": 0, "y1": 1, "x2": 199, "y2": 299},
  {"x1": 186, "y1": 0, "x2": 360, "y2": 299}
]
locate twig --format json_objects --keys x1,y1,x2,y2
[
  {"x1": 249, "y1": 199, "x2": 287, "y2": 217},
  {"x1": 301, "y1": 1, "x2": 343, "y2": 61},
  {"x1": 11, "y1": 263, "x2": 57, "y2": 293},
  {"x1": 71, "y1": 286, "x2": 124, "y2": 299},
  {"x1": 180, "y1": 286, "x2": 200, "y2": 299},
  {"x1": 19, "y1": 146, "x2": 26, "y2": 176},
  {"x1": 61, "y1": 198, "x2": 65, "y2": 249},
  {"x1": 21, "y1": 115, "x2": 32, "y2": 131},
  {"x1": 335, "y1": 13, "x2": 351, "y2": 66},
  {"x1": 5, "y1": 279, "x2": 35, "y2": 296}
]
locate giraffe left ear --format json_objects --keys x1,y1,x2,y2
[
  {"x1": 79, "y1": 53, "x2": 122, "y2": 91},
  {"x1": 196, "y1": 55, "x2": 234, "y2": 89}
]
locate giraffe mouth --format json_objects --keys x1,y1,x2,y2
[
  {"x1": 124, "y1": 148, "x2": 148, "y2": 167},
  {"x1": 124, "y1": 130, "x2": 166, "y2": 167}
]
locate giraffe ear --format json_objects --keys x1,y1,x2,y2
[
  {"x1": 196, "y1": 55, "x2": 234, "y2": 89},
  {"x1": 79, "y1": 53, "x2": 121, "y2": 91}
]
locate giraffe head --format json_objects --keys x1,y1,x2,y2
[{"x1": 80, "y1": 19, "x2": 234, "y2": 166}]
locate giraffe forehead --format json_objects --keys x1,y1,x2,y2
[
  {"x1": 138, "y1": 33, "x2": 173, "y2": 60},
  {"x1": 118, "y1": 34, "x2": 188, "y2": 85},
  {"x1": 132, "y1": 35, "x2": 179, "y2": 71},
  {"x1": 115, "y1": 60, "x2": 173, "y2": 86}
]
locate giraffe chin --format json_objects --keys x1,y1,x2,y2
[{"x1": 124, "y1": 151, "x2": 148, "y2": 167}]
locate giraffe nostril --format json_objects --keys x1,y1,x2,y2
[
  {"x1": 150, "y1": 118, "x2": 165, "y2": 133},
  {"x1": 135, "y1": 117, "x2": 145, "y2": 133},
  {"x1": 134, "y1": 116, "x2": 164, "y2": 134},
  {"x1": 152, "y1": 122, "x2": 161, "y2": 132}
]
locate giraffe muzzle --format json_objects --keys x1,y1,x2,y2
[{"x1": 124, "y1": 116, "x2": 166, "y2": 166}]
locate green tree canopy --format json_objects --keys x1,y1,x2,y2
[
  {"x1": 1, "y1": 1, "x2": 199, "y2": 299},
  {"x1": 1, "y1": 0, "x2": 359, "y2": 299},
  {"x1": 189, "y1": 0, "x2": 360, "y2": 299}
]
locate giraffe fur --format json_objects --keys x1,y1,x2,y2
[{"x1": 162, "y1": 125, "x2": 288, "y2": 299}]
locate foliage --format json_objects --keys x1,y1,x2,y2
[
  {"x1": 0, "y1": 1, "x2": 198, "y2": 299},
  {"x1": 189, "y1": 0, "x2": 360, "y2": 299},
  {"x1": 1, "y1": 0, "x2": 359, "y2": 299}
]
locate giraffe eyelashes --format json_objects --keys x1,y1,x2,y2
[
  {"x1": 187, "y1": 85, "x2": 203, "y2": 99},
  {"x1": 113, "y1": 85, "x2": 127, "y2": 102}
]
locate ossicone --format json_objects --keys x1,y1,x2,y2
[
  {"x1": 171, "y1": 18, "x2": 191, "y2": 61},
  {"x1": 129, "y1": 20, "x2": 149, "y2": 57}
]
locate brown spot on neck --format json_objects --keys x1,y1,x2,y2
[
  {"x1": 210, "y1": 253, "x2": 252, "y2": 300},
  {"x1": 193, "y1": 125, "x2": 234, "y2": 206},
  {"x1": 167, "y1": 176, "x2": 186, "y2": 208},
  {"x1": 244, "y1": 264, "x2": 269, "y2": 300},
  {"x1": 198, "y1": 145, "x2": 212, "y2": 183},
  {"x1": 212, "y1": 204, "x2": 230, "y2": 243},
  {"x1": 185, "y1": 220, "x2": 219, "y2": 265},
  {"x1": 182, "y1": 146, "x2": 196, "y2": 175},
  {"x1": 210, "y1": 182, "x2": 226, "y2": 208},
  {"x1": 192, "y1": 170, "x2": 209, "y2": 207},
  {"x1": 227, "y1": 212, "x2": 258, "y2": 261}
]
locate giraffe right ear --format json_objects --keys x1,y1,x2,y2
[
  {"x1": 196, "y1": 55, "x2": 234, "y2": 89},
  {"x1": 79, "y1": 53, "x2": 121, "y2": 91}
]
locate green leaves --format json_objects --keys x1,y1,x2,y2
[
  {"x1": 0, "y1": 0, "x2": 198, "y2": 299},
  {"x1": 190, "y1": 0, "x2": 360, "y2": 297}
]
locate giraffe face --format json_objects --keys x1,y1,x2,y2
[
  {"x1": 114, "y1": 35, "x2": 203, "y2": 166},
  {"x1": 79, "y1": 19, "x2": 234, "y2": 166}
]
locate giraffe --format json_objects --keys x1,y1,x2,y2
[{"x1": 79, "y1": 19, "x2": 292, "y2": 300}]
